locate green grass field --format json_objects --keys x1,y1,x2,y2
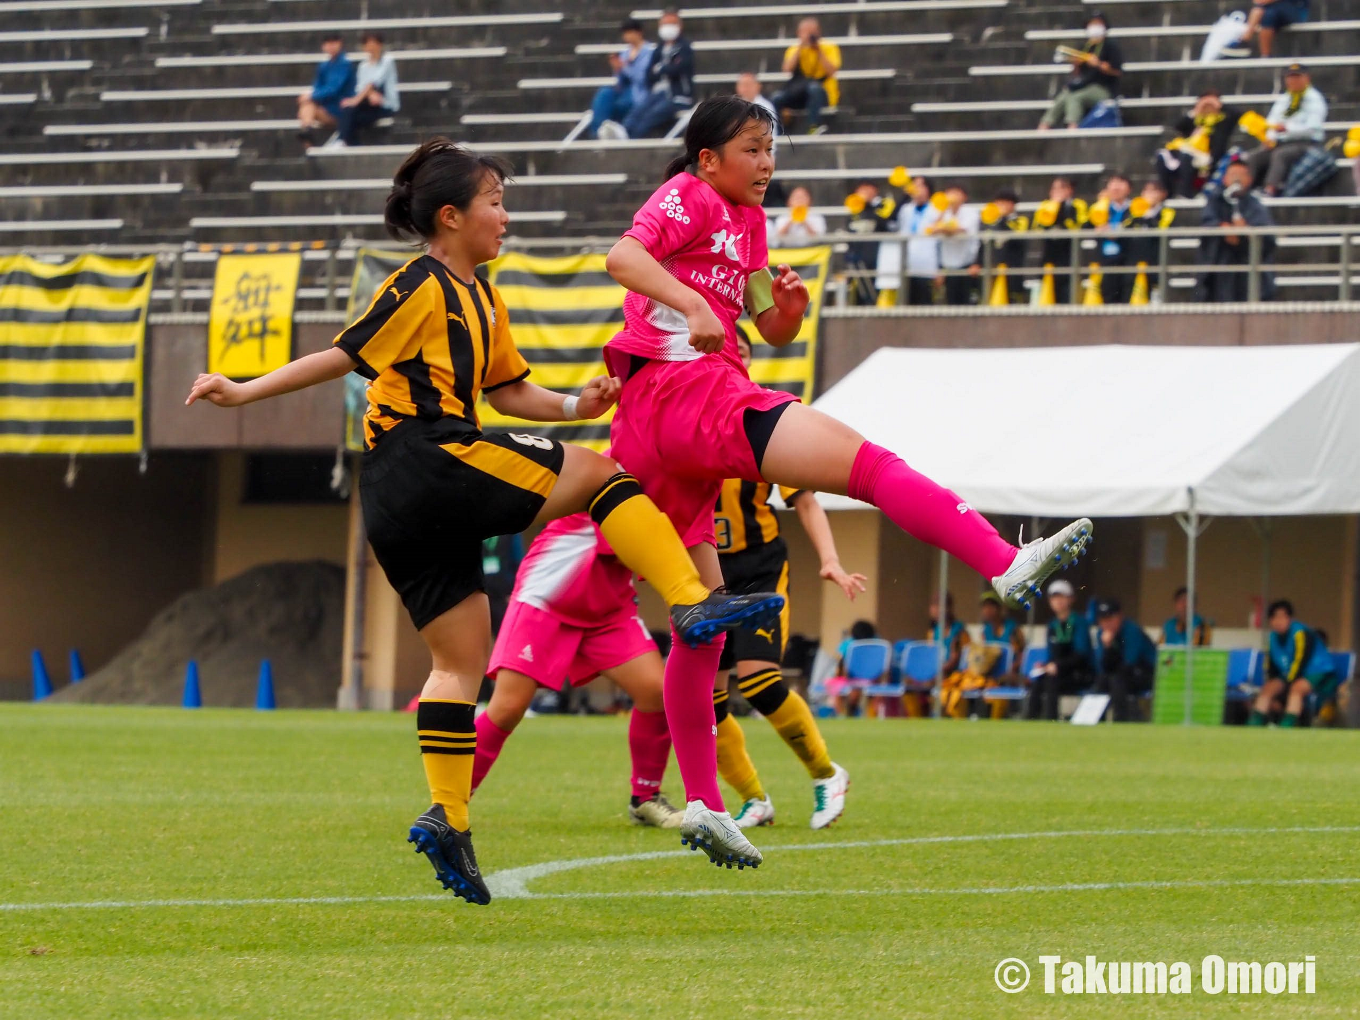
[{"x1": 2, "y1": 704, "x2": 1358, "y2": 1019}]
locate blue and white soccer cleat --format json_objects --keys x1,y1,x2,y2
[
  {"x1": 679, "y1": 800, "x2": 763, "y2": 869},
  {"x1": 670, "y1": 589, "x2": 785, "y2": 647},
  {"x1": 991, "y1": 518, "x2": 1094, "y2": 611},
  {"x1": 408, "y1": 804, "x2": 492, "y2": 905}
]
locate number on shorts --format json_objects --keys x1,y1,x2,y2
[
  {"x1": 714, "y1": 516, "x2": 732, "y2": 552},
  {"x1": 508, "y1": 432, "x2": 554, "y2": 450}
]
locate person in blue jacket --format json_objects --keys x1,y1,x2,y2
[
  {"x1": 1026, "y1": 579, "x2": 1092, "y2": 720},
  {"x1": 1251, "y1": 599, "x2": 1337, "y2": 727},
  {"x1": 1161, "y1": 585, "x2": 1211, "y2": 646},
  {"x1": 297, "y1": 33, "x2": 357, "y2": 146},
  {"x1": 619, "y1": 9, "x2": 695, "y2": 139},
  {"x1": 1093, "y1": 598, "x2": 1156, "y2": 721}
]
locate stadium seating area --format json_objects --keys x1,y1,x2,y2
[{"x1": 0, "y1": 0, "x2": 1356, "y2": 305}]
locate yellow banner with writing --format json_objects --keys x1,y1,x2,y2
[
  {"x1": 342, "y1": 246, "x2": 832, "y2": 452},
  {"x1": 208, "y1": 252, "x2": 301, "y2": 379},
  {"x1": 0, "y1": 252, "x2": 153, "y2": 454}
]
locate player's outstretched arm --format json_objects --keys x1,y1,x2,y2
[
  {"x1": 185, "y1": 346, "x2": 355, "y2": 408},
  {"x1": 487, "y1": 375, "x2": 621, "y2": 422},
  {"x1": 751, "y1": 263, "x2": 809, "y2": 348},
  {"x1": 791, "y1": 490, "x2": 867, "y2": 601}
]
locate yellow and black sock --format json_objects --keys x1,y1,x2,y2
[
  {"x1": 589, "y1": 473, "x2": 709, "y2": 608},
  {"x1": 739, "y1": 668, "x2": 834, "y2": 780},
  {"x1": 714, "y1": 687, "x2": 765, "y2": 802},
  {"x1": 416, "y1": 699, "x2": 476, "y2": 830}
]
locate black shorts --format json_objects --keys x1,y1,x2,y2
[
  {"x1": 359, "y1": 418, "x2": 565, "y2": 630},
  {"x1": 717, "y1": 541, "x2": 792, "y2": 671}
]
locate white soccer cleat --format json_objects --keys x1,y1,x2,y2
[
  {"x1": 733, "y1": 795, "x2": 776, "y2": 829},
  {"x1": 679, "y1": 800, "x2": 763, "y2": 869},
  {"x1": 810, "y1": 762, "x2": 849, "y2": 830},
  {"x1": 991, "y1": 518, "x2": 1094, "y2": 610}
]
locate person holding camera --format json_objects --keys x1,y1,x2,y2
[
  {"x1": 1196, "y1": 159, "x2": 1276, "y2": 302},
  {"x1": 773, "y1": 18, "x2": 841, "y2": 135}
]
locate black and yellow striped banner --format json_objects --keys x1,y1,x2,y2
[
  {"x1": 0, "y1": 253, "x2": 153, "y2": 454},
  {"x1": 342, "y1": 246, "x2": 831, "y2": 453}
]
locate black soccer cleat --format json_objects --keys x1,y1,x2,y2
[
  {"x1": 671, "y1": 589, "x2": 785, "y2": 648},
  {"x1": 407, "y1": 804, "x2": 492, "y2": 905}
]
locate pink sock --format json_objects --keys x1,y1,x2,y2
[
  {"x1": 662, "y1": 629, "x2": 726, "y2": 811},
  {"x1": 849, "y1": 441, "x2": 1017, "y2": 579},
  {"x1": 628, "y1": 708, "x2": 672, "y2": 801},
  {"x1": 471, "y1": 712, "x2": 513, "y2": 794}
]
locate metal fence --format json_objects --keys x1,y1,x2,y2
[{"x1": 4, "y1": 223, "x2": 1360, "y2": 312}]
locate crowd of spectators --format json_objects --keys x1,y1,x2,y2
[{"x1": 296, "y1": 31, "x2": 400, "y2": 149}]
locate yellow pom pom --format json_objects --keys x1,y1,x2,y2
[
  {"x1": 888, "y1": 165, "x2": 910, "y2": 189},
  {"x1": 791, "y1": 204, "x2": 808, "y2": 224},
  {"x1": 1345, "y1": 138, "x2": 1360, "y2": 160},
  {"x1": 930, "y1": 191, "x2": 949, "y2": 211},
  {"x1": 1087, "y1": 199, "x2": 1109, "y2": 228},
  {"x1": 1130, "y1": 196, "x2": 1150, "y2": 218},
  {"x1": 844, "y1": 192, "x2": 866, "y2": 215},
  {"x1": 1348, "y1": 125, "x2": 1360, "y2": 141},
  {"x1": 980, "y1": 202, "x2": 1001, "y2": 226},
  {"x1": 1033, "y1": 199, "x2": 1060, "y2": 228}
]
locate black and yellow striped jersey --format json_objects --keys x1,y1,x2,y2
[
  {"x1": 334, "y1": 254, "x2": 530, "y2": 448},
  {"x1": 714, "y1": 478, "x2": 807, "y2": 556}
]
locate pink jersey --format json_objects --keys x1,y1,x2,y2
[
  {"x1": 511, "y1": 513, "x2": 637, "y2": 629},
  {"x1": 606, "y1": 172, "x2": 769, "y2": 371}
]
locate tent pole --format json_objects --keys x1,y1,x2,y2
[
  {"x1": 1184, "y1": 508, "x2": 1197, "y2": 726},
  {"x1": 1259, "y1": 518, "x2": 1272, "y2": 652},
  {"x1": 935, "y1": 547, "x2": 949, "y2": 719}
]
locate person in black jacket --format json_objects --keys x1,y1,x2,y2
[
  {"x1": 621, "y1": 10, "x2": 695, "y2": 139},
  {"x1": 1034, "y1": 176, "x2": 1088, "y2": 303},
  {"x1": 1196, "y1": 159, "x2": 1276, "y2": 302},
  {"x1": 844, "y1": 180, "x2": 896, "y2": 304},
  {"x1": 1092, "y1": 599, "x2": 1157, "y2": 722},
  {"x1": 1154, "y1": 90, "x2": 1239, "y2": 198},
  {"x1": 1037, "y1": 12, "x2": 1124, "y2": 130},
  {"x1": 1025, "y1": 579, "x2": 1093, "y2": 720}
]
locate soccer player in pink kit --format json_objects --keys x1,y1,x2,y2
[
  {"x1": 475, "y1": 512, "x2": 682, "y2": 828},
  {"x1": 603, "y1": 96, "x2": 1094, "y2": 869}
]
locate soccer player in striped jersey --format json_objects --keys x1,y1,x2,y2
[
  {"x1": 712, "y1": 330, "x2": 865, "y2": 830},
  {"x1": 474, "y1": 512, "x2": 683, "y2": 829},
  {"x1": 186, "y1": 138, "x2": 784, "y2": 904}
]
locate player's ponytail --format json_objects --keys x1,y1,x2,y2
[
  {"x1": 663, "y1": 94, "x2": 779, "y2": 180},
  {"x1": 384, "y1": 137, "x2": 515, "y2": 243}
]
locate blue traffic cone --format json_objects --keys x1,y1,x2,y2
[
  {"x1": 31, "y1": 650, "x2": 52, "y2": 701},
  {"x1": 255, "y1": 660, "x2": 276, "y2": 710},
  {"x1": 68, "y1": 648, "x2": 85, "y2": 684},
  {"x1": 182, "y1": 661, "x2": 202, "y2": 708}
]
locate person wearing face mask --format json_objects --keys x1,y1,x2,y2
[
  {"x1": 1037, "y1": 13, "x2": 1123, "y2": 131},
  {"x1": 1195, "y1": 159, "x2": 1275, "y2": 303},
  {"x1": 618, "y1": 10, "x2": 695, "y2": 140}
]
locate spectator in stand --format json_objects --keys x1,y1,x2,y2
[
  {"x1": 1092, "y1": 598, "x2": 1157, "y2": 722},
  {"x1": 832, "y1": 619, "x2": 879, "y2": 717},
  {"x1": 845, "y1": 180, "x2": 895, "y2": 304},
  {"x1": 772, "y1": 186, "x2": 827, "y2": 246},
  {"x1": 1026, "y1": 578, "x2": 1092, "y2": 720},
  {"x1": 980, "y1": 591, "x2": 1026, "y2": 655},
  {"x1": 1035, "y1": 176, "x2": 1088, "y2": 303},
  {"x1": 1233, "y1": 0, "x2": 1310, "y2": 59},
  {"x1": 928, "y1": 593, "x2": 969, "y2": 676},
  {"x1": 1037, "y1": 12, "x2": 1123, "y2": 131},
  {"x1": 878, "y1": 175, "x2": 938, "y2": 307},
  {"x1": 987, "y1": 188, "x2": 1029, "y2": 303},
  {"x1": 1124, "y1": 179, "x2": 1176, "y2": 300},
  {"x1": 1161, "y1": 586, "x2": 1210, "y2": 646},
  {"x1": 1155, "y1": 90, "x2": 1239, "y2": 199},
  {"x1": 1089, "y1": 172, "x2": 1135, "y2": 304},
  {"x1": 774, "y1": 18, "x2": 842, "y2": 135},
  {"x1": 927, "y1": 183, "x2": 981, "y2": 305},
  {"x1": 335, "y1": 32, "x2": 400, "y2": 148},
  {"x1": 1251, "y1": 599, "x2": 1337, "y2": 726},
  {"x1": 617, "y1": 9, "x2": 694, "y2": 139},
  {"x1": 589, "y1": 19, "x2": 654, "y2": 140},
  {"x1": 1196, "y1": 159, "x2": 1276, "y2": 302},
  {"x1": 736, "y1": 72, "x2": 778, "y2": 121},
  {"x1": 1243, "y1": 64, "x2": 1328, "y2": 196},
  {"x1": 297, "y1": 33, "x2": 356, "y2": 147}
]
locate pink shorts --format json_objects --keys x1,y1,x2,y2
[
  {"x1": 487, "y1": 598, "x2": 658, "y2": 691},
  {"x1": 606, "y1": 355, "x2": 797, "y2": 547}
]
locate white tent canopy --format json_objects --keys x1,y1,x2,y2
[{"x1": 812, "y1": 344, "x2": 1360, "y2": 518}]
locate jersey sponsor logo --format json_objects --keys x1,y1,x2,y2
[
  {"x1": 658, "y1": 187, "x2": 690, "y2": 224},
  {"x1": 520, "y1": 644, "x2": 534, "y2": 662},
  {"x1": 709, "y1": 229, "x2": 742, "y2": 262}
]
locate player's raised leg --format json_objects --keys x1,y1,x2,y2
[{"x1": 757, "y1": 402, "x2": 1092, "y2": 609}]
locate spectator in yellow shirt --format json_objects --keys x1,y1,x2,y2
[{"x1": 773, "y1": 18, "x2": 841, "y2": 135}]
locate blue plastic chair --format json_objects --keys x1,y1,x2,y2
[
  {"x1": 843, "y1": 639, "x2": 892, "y2": 684},
  {"x1": 1224, "y1": 648, "x2": 1259, "y2": 703},
  {"x1": 1020, "y1": 645, "x2": 1049, "y2": 677},
  {"x1": 868, "y1": 640, "x2": 940, "y2": 717}
]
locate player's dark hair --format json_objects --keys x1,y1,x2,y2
[
  {"x1": 385, "y1": 137, "x2": 515, "y2": 243},
  {"x1": 1268, "y1": 599, "x2": 1294, "y2": 618},
  {"x1": 663, "y1": 94, "x2": 779, "y2": 180}
]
